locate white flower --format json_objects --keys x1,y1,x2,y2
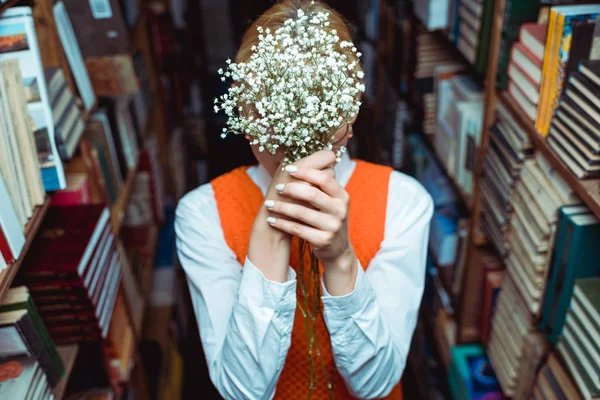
[{"x1": 213, "y1": 9, "x2": 364, "y2": 166}]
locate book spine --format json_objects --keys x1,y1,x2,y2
[
  {"x1": 26, "y1": 298, "x2": 65, "y2": 376},
  {"x1": 543, "y1": 14, "x2": 569, "y2": 136},
  {"x1": 18, "y1": 314, "x2": 61, "y2": 386},
  {"x1": 537, "y1": 9, "x2": 558, "y2": 135}
]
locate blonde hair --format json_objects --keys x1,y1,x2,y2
[{"x1": 236, "y1": 1, "x2": 358, "y2": 66}]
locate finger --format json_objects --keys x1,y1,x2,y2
[
  {"x1": 275, "y1": 182, "x2": 339, "y2": 214},
  {"x1": 294, "y1": 150, "x2": 336, "y2": 170},
  {"x1": 266, "y1": 216, "x2": 331, "y2": 247},
  {"x1": 284, "y1": 166, "x2": 345, "y2": 199},
  {"x1": 264, "y1": 200, "x2": 339, "y2": 231}
]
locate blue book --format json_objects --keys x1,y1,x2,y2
[
  {"x1": 541, "y1": 206, "x2": 600, "y2": 343},
  {"x1": 448, "y1": 344, "x2": 502, "y2": 400}
]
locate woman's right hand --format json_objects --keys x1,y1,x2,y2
[{"x1": 247, "y1": 151, "x2": 336, "y2": 282}]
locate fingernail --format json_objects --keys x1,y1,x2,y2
[
  {"x1": 267, "y1": 217, "x2": 277, "y2": 224},
  {"x1": 275, "y1": 184, "x2": 285, "y2": 192},
  {"x1": 285, "y1": 165, "x2": 298, "y2": 174},
  {"x1": 264, "y1": 200, "x2": 275, "y2": 208}
]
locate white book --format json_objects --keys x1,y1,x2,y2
[
  {"x1": 0, "y1": 7, "x2": 65, "y2": 191},
  {"x1": 53, "y1": 1, "x2": 95, "y2": 111},
  {"x1": 0, "y1": 174, "x2": 26, "y2": 262},
  {"x1": 0, "y1": 358, "x2": 39, "y2": 399}
]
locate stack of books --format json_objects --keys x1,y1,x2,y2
[
  {"x1": 481, "y1": 97, "x2": 534, "y2": 258},
  {"x1": 487, "y1": 274, "x2": 548, "y2": 398},
  {"x1": 541, "y1": 209, "x2": 600, "y2": 343},
  {"x1": 555, "y1": 277, "x2": 600, "y2": 399},
  {"x1": 103, "y1": 289, "x2": 135, "y2": 383},
  {"x1": 454, "y1": 0, "x2": 495, "y2": 74},
  {"x1": 0, "y1": 286, "x2": 64, "y2": 388},
  {"x1": 434, "y1": 73, "x2": 484, "y2": 198},
  {"x1": 506, "y1": 154, "x2": 579, "y2": 316},
  {"x1": 19, "y1": 205, "x2": 122, "y2": 345},
  {"x1": 532, "y1": 352, "x2": 582, "y2": 400},
  {"x1": 448, "y1": 344, "x2": 503, "y2": 400},
  {"x1": 536, "y1": 5, "x2": 600, "y2": 136},
  {"x1": 507, "y1": 23, "x2": 547, "y2": 122},
  {"x1": 0, "y1": 7, "x2": 66, "y2": 191},
  {"x1": 548, "y1": 61, "x2": 600, "y2": 179},
  {"x1": 456, "y1": 0, "x2": 483, "y2": 65},
  {"x1": 414, "y1": 26, "x2": 462, "y2": 136},
  {"x1": 45, "y1": 67, "x2": 85, "y2": 161}
]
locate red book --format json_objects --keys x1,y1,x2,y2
[
  {"x1": 52, "y1": 174, "x2": 92, "y2": 206},
  {"x1": 511, "y1": 41, "x2": 543, "y2": 85},
  {"x1": 23, "y1": 205, "x2": 110, "y2": 280},
  {"x1": 520, "y1": 23, "x2": 548, "y2": 63},
  {"x1": 509, "y1": 80, "x2": 537, "y2": 121},
  {"x1": 0, "y1": 175, "x2": 25, "y2": 263},
  {"x1": 508, "y1": 61, "x2": 540, "y2": 105}
]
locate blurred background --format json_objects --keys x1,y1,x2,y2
[{"x1": 1, "y1": 0, "x2": 600, "y2": 399}]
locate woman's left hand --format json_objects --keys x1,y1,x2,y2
[{"x1": 265, "y1": 161, "x2": 358, "y2": 295}]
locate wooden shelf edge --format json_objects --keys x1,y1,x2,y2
[
  {"x1": 111, "y1": 158, "x2": 140, "y2": 235},
  {"x1": 53, "y1": 344, "x2": 79, "y2": 400},
  {"x1": 500, "y1": 91, "x2": 600, "y2": 219},
  {"x1": 0, "y1": 196, "x2": 52, "y2": 301},
  {"x1": 0, "y1": 0, "x2": 20, "y2": 15}
]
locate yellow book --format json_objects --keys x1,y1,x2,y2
[{"x1": 535, "y1": 9, "x2": 557, "y2": 135}]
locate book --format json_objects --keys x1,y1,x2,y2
[
  {"x1": 580, "y1": 59, "x2": 600, "y2": 86},
  {"x1": 51, "y1": 173, "x2": 91, "y2": 205},
  {"x1": 508, "y1": 62, "x2": 540, "y2": 104},
  {"x1": 545, "y1": 352, "x2": 584, "y2": 400},
  {"x1": 480, "y1": 269, "x2": 503, "y2": 344},
  {"x1": 541, "y1": 208, "x2": 600, "y2": 343},
  {"x1": 448, "y1": 344, "x2": 502, "y2": 400},
  {"x1": 53, "y1": 1, "x2": 95, "y2": 111},
  {"x1": 520, "y1": 23, "x2": 548, "y2": 61},
  {"x1": 0, "y1": 357, "x2": 45, "y2": 399},
  {"x1": 557, "y1": 339, "x2": 600, "y2": 399},
  {"x1": 61, "y1": 0, "x2": 140, "y2": 96},
  {"x1": 0, "y1": 60, "x2": 44, "y2": 209},
  {"x1": 0, "y1": 175, "x2": 25, "y2": 263},
  {"x1": 508, "y1": 80, "x2": 537, "y2": 121},
  {"x1": 512, "y1": 41, "x2": 543, "y2": 84},
  {"x1": 536, "y1": 5, "x2": 600, "y2": 136},
  {"x1": 573, "y1": 278, "x2": 600, "y2": 328},
  {"x1": 429, "y1": 206, "x2": 460, "y2": 267},
  {"x1": 0, "y1": 7, "x2": 66, "y2": 191}
]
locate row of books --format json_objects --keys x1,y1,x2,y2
[{"x1": 451, "y1": 0, "x2": 494, "y2": 74}]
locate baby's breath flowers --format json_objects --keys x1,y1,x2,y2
[
  {"x1": 213, "y1": 5, "x2": 365, "y2": 166},
  {"x1": 214, "y1": 5, "x2": 365, "y2": 398}
]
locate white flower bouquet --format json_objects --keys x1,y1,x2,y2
[
  {"x1": 214, "y1": 7, "x2": 365, "y2": 166},
  {"x1": 214, "y1": 4, "x2": 364, "y2": 397}
]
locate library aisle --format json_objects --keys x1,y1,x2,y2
[{"x1": 0, "y1": 0, "x2": 599, "y2": 400}]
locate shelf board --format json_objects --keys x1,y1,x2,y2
[
  {"x1": 500, "y1": 91, "x2": 600, "y2": 219},
  {"x1": 0, "y1": 0, "x2": 19, "y2": 15},
  {"x1": 53, "y1": 344, "x2": 79, "y2": 400},
  {"x1": 0, "y1": 196, "x2": 51, "y2": 302},
  {"x1": 111, "y1": 160, "x2": 139, "y2": 235}
]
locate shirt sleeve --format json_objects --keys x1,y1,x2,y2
[
  {"x1": 175, "y1": 184, "x2": 298, "y2": 400},
  {"x1": 321, "y1": 172, "x2": 434, "y2": 399}
]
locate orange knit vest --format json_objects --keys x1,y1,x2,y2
[{"x1": 212, "y1": 160, "x2": 403, "y2": 399}]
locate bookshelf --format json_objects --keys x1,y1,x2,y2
[
  {"x1": 52, "y1": 345, "x2": 79, "y2": 400},
  {"x1": 500, "y1": 91, "x2": 600, "y2": 219},
  {"x1": 0, "y1": 197, "x2": 51, "y2": 302}
]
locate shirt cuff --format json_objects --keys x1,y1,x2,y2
[
  {"x1": 321, "y1": 262, "x2": 373, "y2": 318},
  {"x1": 239, "y1": 257, "x2": 297, "y2": 312}
]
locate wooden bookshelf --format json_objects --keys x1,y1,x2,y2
[
  {"x1": 500, "y1": 91, "x2": 600, "y2": 219},
  {"x1": 0, "y1": 196, "x2": 51, "y2": 302},
  {"x1": 0, "y1": 0, "x2": 19, "y2": 15},
  {"x1": 111, "y1": 161, "x2": 139, "y2": 235},
  {"x1": 53, "y1": 344, "x2": 79, "y2": 400}
]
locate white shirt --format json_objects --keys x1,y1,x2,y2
[{"x1": 174, "y1": 154, "x2": 433, "y2": 400}]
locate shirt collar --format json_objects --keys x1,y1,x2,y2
[{"x1": 250, "y1": 152, "x2": 356, "y2": 196}]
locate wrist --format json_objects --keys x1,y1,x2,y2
[{"x1": 322, "y1": 247, "x2": 358, "y2": 296}]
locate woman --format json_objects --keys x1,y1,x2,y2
[{"x1": 175, "y1": 1, "x2": 433, "y2": 399}]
